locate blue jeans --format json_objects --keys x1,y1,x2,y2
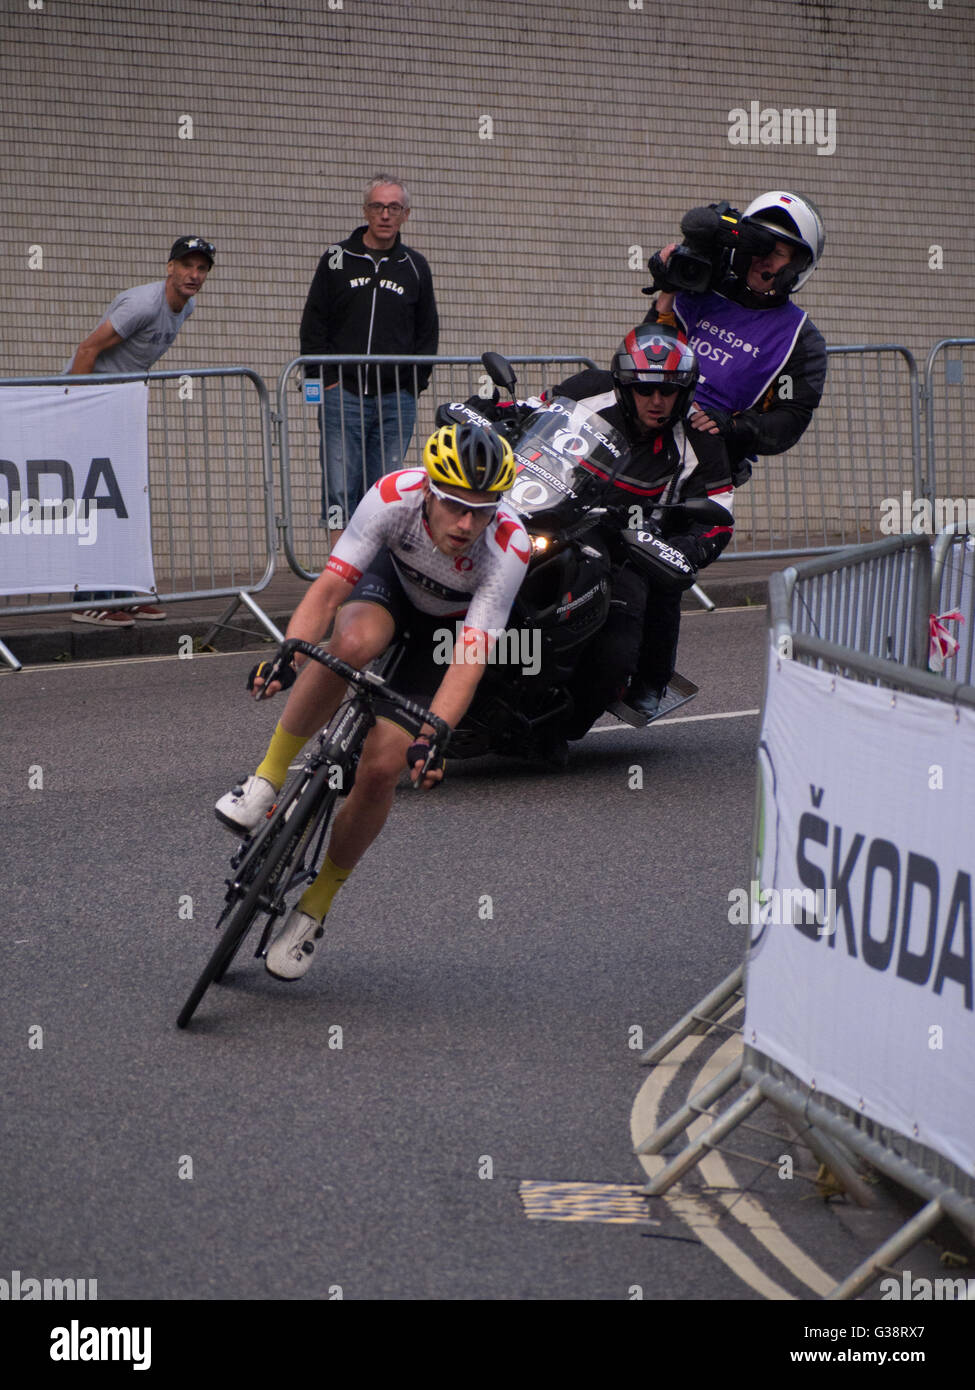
[
  {"x1": 75, "y1": 591, "x2": 135, "y2": 605},
  {"x1": 319, "y1": 387, "x2": 417, "y2": 524}
]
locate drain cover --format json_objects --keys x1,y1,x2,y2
[{"x1": 519, "y1": 1180, "x2": 660, "y2": 1225}]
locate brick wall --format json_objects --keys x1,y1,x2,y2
[
  {"x1": 2, "y1": 0, "x2": 972, "y2": 575},
  {"x1": 5, "y1": 0, "x2": 972, "y2": 376}
]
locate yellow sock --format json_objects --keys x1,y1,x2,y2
[
  {"x1": 256, "y1": 722, "x2": 309, "y2": 791},
  {"x1": 298, "y1": 854, "x2": 353, "y2": 922}
]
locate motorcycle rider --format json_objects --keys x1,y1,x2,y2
[
  {"x1": 474, "y1": 324, "x2": 734, "y2": 749},
  {"x1": 644, "y1": 191, "x2": 827, "y2": 486},
  {"x1": 551, "y1": 324, "x2": 734, "y2": 735}
]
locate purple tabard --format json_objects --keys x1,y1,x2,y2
[{"x1": 674, "y1": 290, "x2": 806, "y2": 411}]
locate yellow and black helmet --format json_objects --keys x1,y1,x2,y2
[{"x1": 423, "y1": 422, "x2": 516, "y2": 494}]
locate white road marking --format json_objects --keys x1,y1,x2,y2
[
  {"x1": 3, "y1": 648, "x2": 256, "y2": 675},
  {"x1": 277, "y1": 708, "x2": 764, "y2": 769},
  {"x1": 684, "y1": 604, "x2": 768, "y2": 616},
  {"x1": 3, "y1": 601, "x2": 765, "y2": 677}
]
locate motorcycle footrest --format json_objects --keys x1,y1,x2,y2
[{"x1": 608, "y1": 672, "x2": 699, "y2": 728}]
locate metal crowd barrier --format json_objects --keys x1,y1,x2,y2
[
  {"x1": 0, "y1": 367, "x2": 279, "y2": 668},
  {"x1": 772, "y1": 533, "x2": 932, "y2": 670},
  {"x1": 276, "y1": 354, "x2": 597, "y2": 580},
  {"x1": 924, "y1": 338, "x2": 975, "y2": 516},
  {"x1": 3, "y1": 342, "x2": 967, "y2": 668},
  {"x1": 722, "y1": 345, "x2": 923, "y2": 559},
  {"x1": 636, "y1": 532, "x2": 975, "y2": 1300}
]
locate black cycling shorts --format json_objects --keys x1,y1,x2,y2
[{"x1": 343, "y1": 548, "x2": 457, "y2": 738}]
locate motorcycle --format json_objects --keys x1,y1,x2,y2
[{"x1": 442, "y1": 354, "x2": 731, "y2": 762}]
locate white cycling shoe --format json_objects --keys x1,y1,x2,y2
[
  {"x1": 265, "y1": 909, "x2": 325, "y2": 981},
  {"x1": 214, "y1": 774, "x2": 277, "y2": 835}
]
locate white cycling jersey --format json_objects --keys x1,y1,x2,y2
[{"x1": 325, "y1": 468, "x2": 531, "y2": 637}]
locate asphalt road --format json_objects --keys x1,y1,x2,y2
[{"x1": 0, "y1": 607, "x2": 963, "y2": 1329}]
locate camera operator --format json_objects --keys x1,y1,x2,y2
[{"x1": 643, "y1": 191, "x2": 827, "y2": 486}]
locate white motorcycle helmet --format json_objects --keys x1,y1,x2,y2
[{"x1": 737, "y1": 191, "x2": 826, "y2": 294}]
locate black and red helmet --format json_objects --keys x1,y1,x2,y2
[{"x1": 611, "y1": 324, "x2": 699, "y2": 429}]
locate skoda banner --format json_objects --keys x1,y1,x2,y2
[
  {"x1": 0, "y1": 382, "x2": 155, "y2": 597},
  {"x1": 746, "y1": 641, "x2": 975, "y2": 1177}
]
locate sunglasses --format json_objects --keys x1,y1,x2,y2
[
  {"x1": 427, "y1": 479, "x2": 499, "y2": 517},
  {"x1": 631, "y1": 382, "x2": 680, "y2": 398}
]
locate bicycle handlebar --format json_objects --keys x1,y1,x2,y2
[{"x1": 264, "y1": 638, "x2": 452, "y2": 749}]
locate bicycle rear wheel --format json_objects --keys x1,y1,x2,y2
[{"x1": 176, "y1": 770, "x2": 337, "y2": 1028}]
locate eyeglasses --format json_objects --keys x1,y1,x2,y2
[
  {"x1": 365, "y1": 202, "x2": 406, "y2": 215},
  {"x1": 427, "y1": 479, "x2": 499, "y2": 518},
  {"x1": 631, "y1": 382, "x2": 680, "y2": 398}
]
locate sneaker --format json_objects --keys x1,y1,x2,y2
[
  {"x1": 214, "y1": 774, "x2": 277, "y2": 835},
  {"x1": 70, "y1": 608, "x2": 135, "y2": 628},
  {"x1": 130, "y1": 604, "x2": 166, "y2": 620},
  {"x1": 265, "y1": 908, "x2": 325, "y2": 981}
]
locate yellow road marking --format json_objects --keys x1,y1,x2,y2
[{"x1": 687, "y1": 1035, "x2": 838, "y2": 1296}]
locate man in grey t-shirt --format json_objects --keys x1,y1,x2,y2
[{"x1": 67, "y1": 236, "x2": 215, "y2": 626}]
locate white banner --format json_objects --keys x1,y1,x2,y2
[
  {"x1": 0, "y1": 383, "x2": 155, "y2": 597},
  {"x1": 745, "y1": 642, "x2": 975, "y2": 1176}
]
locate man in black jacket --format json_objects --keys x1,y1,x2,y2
[{"x1": 300, "y1": 174, "x2": 439, "y2": 528}]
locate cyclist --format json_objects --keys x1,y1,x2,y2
[{"x1": 214, "y1": 420, "x2": 528, "y2": 981}]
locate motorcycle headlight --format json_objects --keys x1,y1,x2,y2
[{"x1": 530, "y1": 535, "x2": 551, "y2": 555}]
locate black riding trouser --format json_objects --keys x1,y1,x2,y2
[{"x1": 564, "y1": 562, "x2": 682, "y2": 739}]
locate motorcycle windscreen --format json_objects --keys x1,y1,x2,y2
[{"x1": 507, "y1": 397, "x2": 629, "y2": 520}]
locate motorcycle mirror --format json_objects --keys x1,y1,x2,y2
[{"x1": 481, "y1": 351, "x2": 518, "y2": 393}]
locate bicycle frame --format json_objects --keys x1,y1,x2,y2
[{"x1": 177, "y1": 638, "x2": 449, "y2": 1028}]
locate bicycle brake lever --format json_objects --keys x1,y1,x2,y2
[{"x1": 413, "y1": 747, "x2": 435, "y2": 789}]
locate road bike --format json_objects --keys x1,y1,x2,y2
[{"x1": 176, "y1": 638, "x2": 449, "y2": 1029}]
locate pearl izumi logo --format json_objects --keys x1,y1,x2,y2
[
  {"x1": 50, "y1": 1320, "x2": 151, "y2": 1371},
  {"x1": 728, "y1": 101, "x2": 837, "y2": 155}
]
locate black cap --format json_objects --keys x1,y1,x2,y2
[{"x1": 169, "y1": 236, "x2": 215, "y2": 266}]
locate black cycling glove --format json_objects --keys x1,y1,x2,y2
[
  {"x1": 246, "y1": 656, "x2": 297, "y2": 692},
  {"x1": 406, "y1": 739, "x2": 445, "y2": 781}
]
